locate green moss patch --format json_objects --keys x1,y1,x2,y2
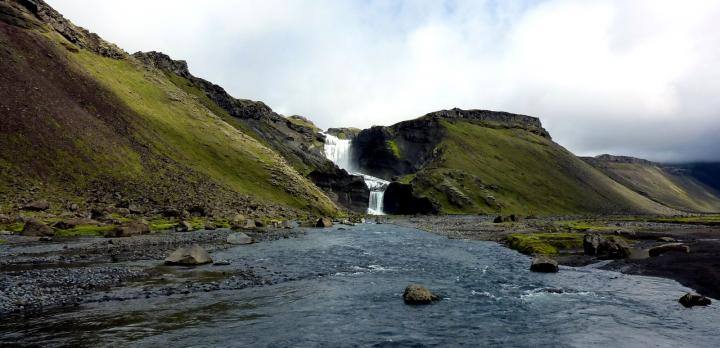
[
  {"x1": 386, "y1": 140, "x2": 402, "y2": 158},
  {"x1": 557, "y1": 220, "x2": 614, "y2": 232},
  {"x1": 506, "y1": 233, "x2": 585, "y2": 255},
  {"x1": 649, "y1": 215, "x2": 720, "y2": 226},
  {"x1": 55, "y1": 224, "x2": 114, "y2": 237}
]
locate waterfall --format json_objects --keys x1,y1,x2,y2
[{"x1": 322, "y1": 133, "x2": 389, "y2": 215}]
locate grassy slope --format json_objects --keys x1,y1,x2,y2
[
  {"x1": 411, "y1": 120, "x2": 676, "y2": 215},
  {"x1": 67, "y1": 45, "x2": 336, "y2": 214},
  {"x1": 589, "y1": 162, "x2": 720, "y2": 213}
]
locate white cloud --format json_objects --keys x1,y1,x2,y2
[{"x1": 47, "y1": 0, "x2": 720, "y2": 162}]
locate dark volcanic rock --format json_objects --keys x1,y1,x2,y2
[
  {"x1": 308, "y1": 168, "x2": 369, "y2": 213},
  {"x1": 383, "y1": 182, "x2": 439, "y2": 215},
  {"x1": 316, "y1": 217, "x2": 333, "y2": 228},
  {"x1": 678, "y1": 292, "x2": 711, "y2": 308},
  {"x1": 583, "y1": 233, "x2": 631, "y2": 259},
  {"x1": 403, "y1": 284, "x2": 439, "y2": 304},
  {"x1": 530, "y1": 256, "x2": 559, "y2": 273}
]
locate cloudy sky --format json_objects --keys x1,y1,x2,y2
[{"x1": 48, "y1": 0, "x2": 720, "y2": 162}]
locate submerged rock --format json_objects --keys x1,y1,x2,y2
[
  {"x1": 227, "y1": 232, "x2": 253, "y2": 245},
  {"x1": 403, "y1": 284, "x2": 439, "y2": 304},
  {"x1": 649, "y1": 243, "x2": 689, "y2": 257},
  {"x1": 21, "y1": 219, "x2": 54, "y2": 237},
  {"x1": 679, "y1": 293, "x2": 711, "y2": 308},
  {"x1": 530, "y1": 256, "x2": 559, "y2": 273},
  {"x1": 316, "y1": 217, "x2": 333, "y2": 228},
  {"x1": 105, "y1": 221, "x2": 150, "y2": 237},
  {"x1": 165, "y1": 244, "x2": 212, "y2": 265}
]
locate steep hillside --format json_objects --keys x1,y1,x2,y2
[
  {"x1": 0, "y1": 0, "x2": 337, "y2": 217},
  {"x1": 132, "y1": 51, "x2": 369, "y2": 213},
  {"x1": 353, "y1": 108, "x2": 677, "y2": 215},
  {"x1": 583, "y1": 155, "x2": 720, "y2": 213}
]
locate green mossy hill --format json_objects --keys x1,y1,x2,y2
[
  {"x1": 0, "y1": 2, "x2": 338, "y2": 218},
  {"x1": 391, "y1": 118, "x2": 679, "y2": 215},
  {"x1": 584, "y1": 155, "x2": 720, "y2": 213}
]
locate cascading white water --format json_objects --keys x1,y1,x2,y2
[{"x1": 322, "y1": 133, "x2": 389, "y2": 215}]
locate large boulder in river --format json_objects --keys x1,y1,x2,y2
[
  {"x1": 679, "y1": 292, "x2": 711, "y2": 308},
  {"x1": 316, "y1": 217, "x2": 333, "y2": 228},
  {"x1": 649, "y1": 243, "x2": 690, "y2": 257},
  {"x1": 105, "y1": 221, "x2": 150, "y2": 237},
  {"x1": 583, "y1": 233, "x2": 631, "y2": 259},
  {"x1": 21, "y1": 219, "x2": 54, "y2": 237},
  {"x1": 227, "y1": 232, "x2": 253, "y2": 245},
  {"x1": 22, "y1": 200, "x2": 50, "y2": 211},
  {"x1": 403, "y1": 284, "x2": 439, "y2": 304},
  {"x1": 165, "y1": 244, "x2": 212, "y2": 265},
  {"x1": 530, "y1": 256, "x2": 559, "y2": 273}
]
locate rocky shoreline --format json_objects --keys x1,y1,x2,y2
[
  {"x1": 390, "y1": 215, "x2": 720, "y2": 299},
  {"x1": 0, "y1": 227, "x2": 306, "y2": 316}
]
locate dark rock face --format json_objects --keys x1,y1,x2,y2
[
  {"x1": 316, "y1": 217, "x2": 333, "y2": 228},
  {"x1": 327, "y1": 127, "x2": 361, "y2": 140},
  {"x1": 530, "y1": 256, "x2": 559, "y2": 273},
  {"x1": 383, "y1": 182, "x2": 439, "y2": 215},
  {"x1": 679, "y1": 293, "x2": 711, "y2": 308},
  {"x1": 308, "y1": 168, "x2": 369, "y2": 213},
  {"x1": 649, "y1": 243, "x2": 690, "y2": 257},
  {"x1": 583, "y1": 234, "x2": 632, "y2": 259},
  {"x1": 403, "y1": 284, "x2": 439, "y2": 304},
  {"x1": 132, "y1": 51, "x2": 367, "y2": 212}
]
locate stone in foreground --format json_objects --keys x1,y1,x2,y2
[
  {"x1": 21, "y1": 219, "x2": 54, "y2": 237},
  {"x1": 165, "y1": 244, "x2": 213, "y2": 265},
  {"x1": 316, "y1": 217, "x2": 333, "y2": 228},
  {"x1": 649, "y1": 243, "x2": 690, "y2": 257},
  {"x1": 679, "y1": 293, "x2": 711, "y2": 308},
  {"x1": 530, "y1": 256, "x2": 559, "y2": 273},
  {"x1": 227, "y1": 232, "x2": 253, "y2": 245},
  {"x1": 403, "y1": 284, "x2": 439, "y2": 304}
]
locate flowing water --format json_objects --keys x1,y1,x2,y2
[
  {"x1": 322, "y1": 133, "x2": 388, "y2": 215},
  {"x1": 2, "y1": 225, "x2": 718, "y2": 347}
]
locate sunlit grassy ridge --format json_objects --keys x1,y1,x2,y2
[
  {"x1": 65, "y1": 47, "x2": 337, "y2": 215},
  {"x1": 410, "y1": 120, "x2": 677, "y2": 215}
]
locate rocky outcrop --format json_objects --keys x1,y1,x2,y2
[
  {"x1": 308, "y1": 168, "x2": 369, "y2": 213},
  {"x1": 403, "y1": 284, "x2": 439, "y2": 304},
  {"x1": 22, "y1": 199, "x2": 49, "y2": 211},
  {"x1": 316, "y1": 217, "x2": 333, "y2": 228},
  {"x1": 649, "y1": 243, "x2": 690, "y2": 257},
  {"x1": 21, "y1": 219, "x2": 53, "y2": 236},
  {"x1": 583, "y1": 234, "x2": 632, "y2": 259},
  {"x1": 383, "y1": 182, "x2": 439, "y2": 215},
  {"x1": 678, "y1": 293, "x2": 711, "y2": 308},
  {"x1": 530, "y1": 256, "x2": 559, "y2": 273},
  {"x1": 327, "y1": 127, "x2": 361, "y2": 140},
  {"x1": 2, "y1": 0, "x2": 125, "y2": 58},
  {"x1": 165, "y1": 244, "x2": 212, "y2": 265}
]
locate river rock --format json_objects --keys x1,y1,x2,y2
[
  {"x1": 227, "y1": 232, "x2": 253, "y2": 245},
  {"x1": 106, "y1": 221, "x2": 150, "y2": 237},
  {"x1": 176, "y1": 221, "x2": 193, "y2": 232},
  {"x1": 282, "y1": 220, "x2": 296, "y2": 229},
  {"x1": 679, "y1": 293, "x2": 711, "y2": 308},
  {"x1": 22, "y1": 200, "x2": 50, "y2": 211},
  {"x1": 530, "y1": 256, "x2": 559, "y2": 273},
  {"x1": 165, "y1": 244, "x2": 212, "y2": 265},
  {"x1": 657, "y1": 236, "x2": 677, "y2": 243},
  {"x1": 493, "y1": 216, "x2": 503, "y2": 223},
  {"x1": 21, "y1": 219, "x2": 54, "y2": 237},
  {"x1": 316, "y1": 217, "x2": 333, "y2": 228},
  {"x1": 403, "y1": 284, "x2": 439, "y2": 304},
  {"x1": 583, "y1": 233, "x2": 631, "y2": 259},
  {"x1": 649, "y1": 243, "x2": 689, "y2": 257}
]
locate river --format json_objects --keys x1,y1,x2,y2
[{"x1": 2, "y1": 224, "x2": 718, "y2": 347}]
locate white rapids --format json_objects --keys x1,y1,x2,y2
[{"x1": 322, "y1": 133, "x2": 389, "y2": 215}]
